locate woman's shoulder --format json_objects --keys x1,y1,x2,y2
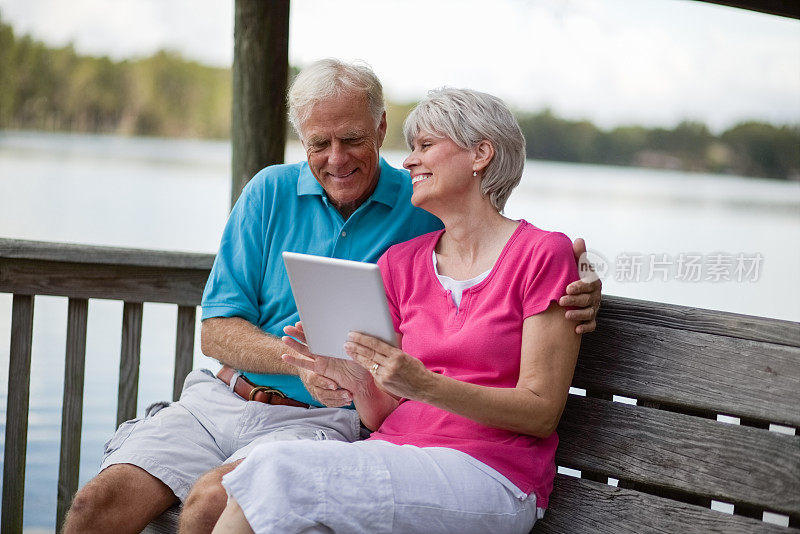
[{"x1": 515, "y1": 220, "x2": 574, "y2": 255}]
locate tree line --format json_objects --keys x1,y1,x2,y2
[
  {"x1": 1, "y1": 13, "x2": 797, "y2": 180},
  {"x1": 0, "y1": 14, "x2": 230, "y2": 138}
]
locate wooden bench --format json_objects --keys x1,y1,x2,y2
[
  {"x1": 2, "y1": 238, "x2": 798, "y2": 533},
  {"x1": 535, "y1": 297, "x2": 800, "y2": 532}
]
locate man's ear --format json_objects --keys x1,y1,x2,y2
[
  {"x1": 473, "y1": 140, "x2": 495, "y2": 173},
  {"x1": 376, "y1": 112, "x2": 388, "y2": 148}
]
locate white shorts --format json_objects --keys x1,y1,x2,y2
[
  {"x1": 100, "y1": 369, "x2": 361, "y2": 501},
  {"x1": 222, "y1": 439, "x2": 541, "y2": 534}
]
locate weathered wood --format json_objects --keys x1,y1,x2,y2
[
  {"x1": 534, "y1": 475, "x2": 795, "y2": 533},
  {"x1": 598, "y1": 295, "x2": 800, "y2": 348},
  {"x1": 574, "y1": 318, "x2": 800, "y2": 427},
  {"x1": 142, "y1": 505, "x2": 181, "y2": 534},
  {"x1": 2, "y1": 294, "x2": 34, "y2": 534},
  {"x1": 173, "y1": 306, "x2": 196, "y2": 401},
  {"x1": 0, "y1": 257, "x2": 209, "y2": 306},
  {"x1": 2, "y1": 239, "x2": 798, "y2": 533},
  {"x1": 556, "y1": 395, "x2": 800, "y2": 516},
  {"x1": 231, "y1": 0, "x2": 289, "y2": 206},
  {"x1": 0, "y1": 238, "x2": 214, "y2": 270},
  {"x1": 56, "y1": 298, "x2": 89, "y2": 532},
  {"x1": 693, "y1": 0, "x2": 800, "y2": 20},
  {"x1": 117, "y1": 302, "x2": 143, "y2": 426}
]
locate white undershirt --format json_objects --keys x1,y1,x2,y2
[{"x1": 433, "y1": 250, "x2": 492, "y2": 310}]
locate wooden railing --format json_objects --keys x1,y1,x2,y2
[
  {"x1": 0, "y1": 238, "x2": 213, "y2": 533},
  {"x1": 2, "y1": 238, "x2": 799, "y2": 534}
]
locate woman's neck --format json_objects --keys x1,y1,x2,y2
[{"x1": 434, "y1": 202, "x2": 519, "y2": 279}]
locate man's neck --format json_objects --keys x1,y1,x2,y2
[{"x1": 337, "y1": 204, "x2": 358, "y2": 220}]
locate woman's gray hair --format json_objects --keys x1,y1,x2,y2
[
  {"x1": 288, "y1": 58, "x2": 385, "y2": 138},
  {"x1": 403, "y1": 88, "x2": 526, "y2": 212}
]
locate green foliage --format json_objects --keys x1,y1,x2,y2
[
  {"x1": 1, "y1": 11, "x2": 797, "y2": 179},
  {"x1": 0, "y1": 12, "x2": 231, "y2": 138},
  {"x1": 512, "y1": 111, "x2": 798, "y2": 179},
  {"x1": 721, "y1": 122, "x2": 800, "y2": 180}
]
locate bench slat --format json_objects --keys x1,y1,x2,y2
[
  {"x1": 173, "y1": 306, "x2": 196, "y2": 401},
  {"x1": 143, "y1": 504, "x2": 181, "y2": 533},
  {"x1": 56, "y1": 298, "x2": 89, "y2": 531},
  {"x1": 2, "y1": 294, "x2": 35, "y2": 534},
  {"x1": 117, "y1": 302, "x2": 143, "y2": 426},
  {"x1": 599, "y1": 295, "x2": 800, "y2": 347},
  {"x1": 534, "y1": 474, "x2": 795, "y2": 533},
  {"x1": 556, "y1": 395, "x2": 800, "y2": 516},
  {"x1": 575, "y1": 318, "x2": 800, "y2": 427}
]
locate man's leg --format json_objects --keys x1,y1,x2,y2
[
  {"x1": 178, "y1": 401, "x2": 362, "y2": 534},
  {"x1": 64, "y1": 370, "x2": 248, "y2": 534},
  {"x1": 62, "y1": 464, "x2": 178, "y2": 534},
  {"x1": 179, "y1": 460, "x2": 242, "y2": 534}
]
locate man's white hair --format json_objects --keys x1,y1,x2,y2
[{"x1": 288, "y1": 58, "x2": 384, "y2": 139}]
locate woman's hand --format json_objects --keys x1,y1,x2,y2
[
  {"x1": 344, "y1": 332, "x2": 434, "y2": 401},
  {"x1": 282, "y1": 322, "x2": 367, "y2": 407}
]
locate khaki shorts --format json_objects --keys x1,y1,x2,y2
[{"x1": 100, "y1": 368, "x2": 361, "y2": 501}]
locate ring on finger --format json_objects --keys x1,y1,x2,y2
[{"x1": 370, "y1": 363, "x2": 379, "y2": 374}]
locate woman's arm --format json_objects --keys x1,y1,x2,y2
[{"x1": 345, "y1": 302, "x2": 581, "y2": 438}]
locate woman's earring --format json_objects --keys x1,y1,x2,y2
[{"x1": 472, "y1": 171, "x2": 478, "y2": 177}]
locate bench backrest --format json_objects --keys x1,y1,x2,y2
[{"x1": 535, "y1": 296, "x2": 800, "y2": 532}]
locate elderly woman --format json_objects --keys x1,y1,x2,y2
[{"x1": 212, "y1": 89, "x2": 582, "y2": 534}]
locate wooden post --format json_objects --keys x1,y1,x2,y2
[
  {"x1": 2, "y1": 294, "x2": 34, "y2": 534},
  {"x1": 231, "y1": 0, "x2": 290, "y2": 208},
  {"x1": 56, "y1": 298, "x2": 89, "y2": 532}
]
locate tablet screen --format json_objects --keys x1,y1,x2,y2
[{"x1": 282, "y1": 251, "x2": 397, "y2": 359}]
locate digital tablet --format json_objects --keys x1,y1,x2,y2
[{"x1": 282, "y1": 251, "x2": 397, "y2": 359}]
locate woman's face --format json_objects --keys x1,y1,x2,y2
[{"x1": 403, "y1": 131, "x2": 478, "y2": 210}]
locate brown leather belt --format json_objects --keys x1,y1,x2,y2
[{"x1": 217, "y1": 365, "x2": 310, "y2": 409}]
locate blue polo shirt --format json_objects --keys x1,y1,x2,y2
[{"x1": 201, "y1": 158, "x2": 442, "y2": 406}]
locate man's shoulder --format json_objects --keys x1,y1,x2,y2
[
  {"x1": 385, "y1": 229, "x2": 440, "y2": 258},
  {"x1": 242, "y1": 161, "x2": 306, "y2": 196},
  {"x1": 379, "y1": 159, "x2": 410, "y2": 179}
]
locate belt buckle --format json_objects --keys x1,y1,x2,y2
[{"x1": 249, "y1": 386, "x2": 288, "y2": 401}]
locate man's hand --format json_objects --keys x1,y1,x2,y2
[
  {"x1": 282, "y1": 322, "x2": 366, "y2": 407},
  {"x1": 295, "y1": 367, "x2": 352, "y2": 408},
  {"x1": 560, "y1": 238, "x2": 602, "y2": 334}
]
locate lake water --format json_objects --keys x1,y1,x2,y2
[{"x1": 1, "y1": 130, "x2": 799, "y2": 531}]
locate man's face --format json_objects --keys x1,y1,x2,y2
[{"x1": 300, "y1": 92, "x2": 387, "y2": 217}]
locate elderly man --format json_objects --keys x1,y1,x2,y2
[{"x1": 63, "y1": 59, "x2": 600, "y2": 534}]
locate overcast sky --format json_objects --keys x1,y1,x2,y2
[{"x1": 1, "y1": 0, "x2": 798, "y2": 132}]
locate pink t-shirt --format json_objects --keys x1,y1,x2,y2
[{"x1": 369, "y1": 220, "x2": 578, "y2": 508}]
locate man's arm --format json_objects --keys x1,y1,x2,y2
[
  {"x1": 201, "y1": 316, "x2": 300, "y2": 375},
  {"x1": 200, "y1": 316, "x2": 347, "y2": 404}
]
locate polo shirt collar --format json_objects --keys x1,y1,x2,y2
[{"x1": 297, "y1": 158, "x2": 399, "y2": 209}]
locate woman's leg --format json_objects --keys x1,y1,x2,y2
[
  {"x1": 211, "y1": 498, "x2": 254, "y2": 534},
  {"x1": 219, "y1": 439, "x2": 537, "y2": 534}
]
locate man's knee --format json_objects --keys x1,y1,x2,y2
[
  {"x1": 180, "y1": 461, "x2": 242, "y2": 534},
  {"x1": 63, "y1": 464, "x2": 176, "y2": 534}
]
